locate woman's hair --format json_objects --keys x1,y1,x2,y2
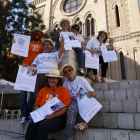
[
  {"x1": 97, "y1": 31, "x2": 108, "y2": 43},
  {"x1": 43, "y1": 41, "x2": 53, "y2": 47},
  {"x1": 45, "y1": 77, "x2": 63, "y2": 87},
  {"x1": 71, "y1": 25, "x2": 79, "y2": 32}
]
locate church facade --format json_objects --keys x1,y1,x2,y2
[{"x1": 30, "y1": 0, "x2": 140, "y2": 81}]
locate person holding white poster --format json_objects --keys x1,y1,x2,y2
[
  {"x1": 60, "y1": 64, "x2": 96, "y2": 140},
  {"x1": 25, "y1": 69, "x2": 71, "y2": 140},
  {"x1": 12, "y1": 27, "x2": 44, "y2": 123},
  {"x1": 71, "y1": 23, "x2": 85, "y2": 76},
  {"x1": 85, "y1": 29, "x2": 108, "y2": 83},
  {"x1": 31, "y1": 37, "x2": 64, "y2": 98},
  {"x1": 59, "y1": 18, "x2": 74, "y2": 44}
]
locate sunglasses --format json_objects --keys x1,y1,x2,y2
[
  {"x1": 52, "y1": 90, "x2": 56, "y2": 97},
  {"x1": 64, "y1": 68, "x2": 72, "y2": 74}
]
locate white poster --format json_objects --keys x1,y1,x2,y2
[
  {"x1": 100, "y1": 44, "x2": 107, "y2": 52},
  {"x1": 76, "y1": 86, "x2": 102, "y2": 123},
  {"x1": 63, "y1": 34, "x2": 81, "y2": 50},
  {"x1": 30, "y1": 97, "x2": 65, "y2": 123},
  {"x1": 102, "y1": 50, "x2": 118, "y2": 63},
  {"x1": 85, "y1": 50, "x2": 99, "y2": 69},
  {"x1": 14, "y1": 65, "x2": 37, "y2": 92},
  {"x1": 11, "y1": 34, "x2": 31, "y2": 57}
]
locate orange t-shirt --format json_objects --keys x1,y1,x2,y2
[
  {"x1": 35, "y1": 86, "x2": 72, "y2": 107},
  {"x1": 22, "y1": 41, "x2": 44, "y2": 65}
]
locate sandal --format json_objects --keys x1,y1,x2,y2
[
  {"x1": 100, "y1": 78, "x2": 107, "y2": 83},
  {"x1": 74, "y1": 122, "x2": 88, "y2": 131},
  {"x1": 85, "y1": 74, "x2": 95, "y2": 81},
  {"x1": 77, "y1": 69, "x2": 84, "y2": 76}
]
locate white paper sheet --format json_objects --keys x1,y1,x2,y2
[
  {"x1": 30, "y1": 97, "x2": 65, "y2": 123},
  {"x1": 85, "y1": 50, "x2": 99, "y2": 69},
  {"x1": 76, "y1": 86, "x2": 102, "y2": 123},
  {"x1": 11, "y1": 34, "x2": 31, "y2": 57},
  {"x1": 64, "y1": 44, "x2": 72, "y2": 50},
  {"x1": 100, "y1": 44, "x2": 107, "y2": 52},
  {"x1": 102, "y1": 50, "x2": 118, "y2": 62},
  {"x1": 63, "y1": 35, "x2": 81, "y2": 50},
  {"x1": 14, "y1": 66, "x2": 37, "y2": 92}
]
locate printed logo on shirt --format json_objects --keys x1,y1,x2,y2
[
  {"x1": 69, "y1": 86, "x2": 78, "y2": 97},
  {"x1": 32, "y1": 45, "x2": 41, "y2": 51},
  {"x1": 46, "y1": 94, "x2": 60, "y2": 103}
]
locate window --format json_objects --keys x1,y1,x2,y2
[
  {"x1": 115, "y1": 5, "x2": 120, "y2": 27},
  {"x1": 91, "y1": 18, "x2": 95, "y2": 36},
  {"x1": 120, "y1": 52, "x2": 126, "y2": 79},
  {"x1": 86, "y1": 14, "x2": 95, "y2": 37},
  {"x1": 87, "y1": 20, "x2": 90, "y2": 37},
  {"x1": 63, "y1": 0, "x2": 83, "y2": 13},
  {"x1": 79, "y1": 21, "x2": 82, "y2": 34}
]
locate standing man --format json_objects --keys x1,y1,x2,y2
[
  {"x1": 60, "y1": 64, "x2": 96, "y2": 140},
  {"x1": 12, "y1": 27, "x2": 44, "y2": 123}
]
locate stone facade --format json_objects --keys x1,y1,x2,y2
[{"x1": 30, "y1": 0, "x2": 140, "y2": 81}]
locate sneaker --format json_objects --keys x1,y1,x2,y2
[
  {"x1": 28, "y1": 116, "x2": 32, "y2": 122},
  {"x1": 79, "y1": 69, "x2": 84, "y2": 76},
  {"x1": 20, "y1": 117, "x2": 26, "y2": 124}
]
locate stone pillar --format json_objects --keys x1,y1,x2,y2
[
  {"x1": 50, "y1": 16, "x2": 55, "y2": 31},
  {"x1": 82, "y1": 23, "x2": 85, "y2": 36},
  {"x1": 89, "y1": 19, "x2": 92, "y2": 37}
]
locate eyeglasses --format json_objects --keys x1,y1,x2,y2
[
  {"x1": 64, "y1": 68, "x2": 72, "y2": 74},
  {"x1": 52, "y1": 90, "x2": 56, "y2": 97}
]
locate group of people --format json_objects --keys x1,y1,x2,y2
[{"x1": 12, "y1": 18, "x2": 110, "y2": 140}]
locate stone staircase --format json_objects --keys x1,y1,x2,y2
[{"x1": 0, "y1": 80, "x2": 140, "y2": 140}]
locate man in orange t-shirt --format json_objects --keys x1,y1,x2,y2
[{"x1": 12, "y1": 27, "x2": 44, "y2": 123}]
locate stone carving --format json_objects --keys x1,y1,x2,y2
[
  {"x1": 30, "y1": 0, "x2": 47, "y2": 5},
  {"x1": 111, "y1": 31, "x2": 140, "y2": 43}
]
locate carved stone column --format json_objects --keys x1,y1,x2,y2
[{"x1": 82, "y1": 23, "x2": 85, "y2": 36}]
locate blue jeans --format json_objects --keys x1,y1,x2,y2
[
  {"x1": 74, "y1": 48, "x2": 84, "y2": 69},
  {"x1": 20, "y1": 90, "x2": 35, "y2": 117}
]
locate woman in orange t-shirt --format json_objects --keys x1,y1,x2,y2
[{"x1": 25, "y1": 69, "x2": 71, "y2": 140}]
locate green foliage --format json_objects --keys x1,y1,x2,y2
[{"x1": 0, "y1": 0, "x2": 46, "y2": 82}]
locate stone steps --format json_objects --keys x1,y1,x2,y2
[
  {"x1": 0, "y1": 79, "x2": 140, "y2": 140},
  {"x1": 49, "y1": 128, "x2": 140, "y2": 140},
  {"x1": 91, "y1": 80, "x2": 140, "y2": 91},
  {"x1": 0, "y1": 127, "x2": 140, "y2": 140},
  {"x1": 97, "y1": 99, "x2": 140, "y2": 113},
  {"x1": 95, "y1": 88, "x2": 140, "y2": 101},
  {"x1": 0, "y1": 131, "x2": 24, "y2": 140},
  {"x1": 89, "y1": 113, "x2": 140, "y2": 130}
]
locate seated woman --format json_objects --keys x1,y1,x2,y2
[
  {"x1": 71, "y1": 23, "x2": 86, "y2": 76},
  {"x1": 60, "y1": 64, "x2": 96, "y2": 140},
  {"x1": 31, "y1": 37, "x2": 64, "y2": 97},
  {"x1": 25, "y1": 69, "x2": 71, "y2": 140}
]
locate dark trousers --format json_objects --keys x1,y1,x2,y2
[
  {"x1": 74, "y1": 48, "x2": 84, "y2": 69},
  {"x1": 20, "y1": 91, "x2": 35, "y2": 117},
  {"x1": 35, "y1": 74, "x2": 46, "y2": 98},
  {"x1": 25, "y1": 116, "x2": 66, "y2": 140},
  {"x1": 87, "y1": 56, "x2": 108, "y2": 77}
]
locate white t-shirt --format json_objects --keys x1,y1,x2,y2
[
  {"x1": 63, "y1": 76, "x2": 94, "y2": 100},
  {"x1": 74, "y1": 34, "x2": 84, "y2": 43},
  {"x1": 32, "y1": 52, "x2": 63, "y2": 74},
  {"x1": 86, "y1": 38, "x2": 106, "y2": 55}
]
